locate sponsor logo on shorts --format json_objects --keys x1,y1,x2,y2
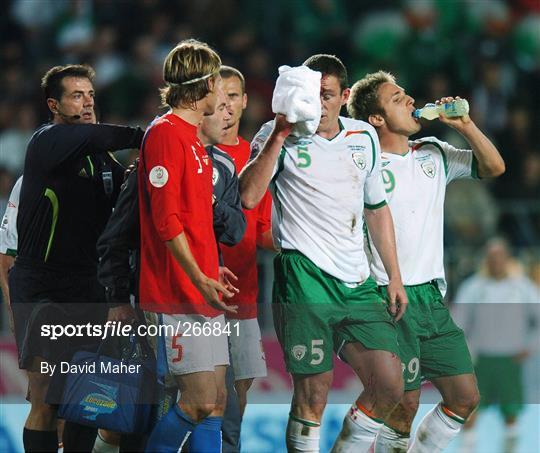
[{"x1": 291, "y1": 344, "x2": 307, "y2": 361}]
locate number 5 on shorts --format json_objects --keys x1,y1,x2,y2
[
  {"x1": 172, "y1": 334, "x2": 183, "y2": 363},
  {"x1": 310, "y1": 339, "x2": 324, "y2": 365}
]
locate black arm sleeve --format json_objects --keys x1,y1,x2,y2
[
  {"x1": 37, "y1": 123, "x2": 144, "y2": 171},
  {"x1": 97, "y1": 169, "x2": 140, "y2": 305},
  {"x1": 213, "y1": 163, "x2": 247, "y2": 247}
]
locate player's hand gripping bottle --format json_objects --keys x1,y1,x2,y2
[{"x1": 413, "y1": 98, "x2": 469, "y2": 120}]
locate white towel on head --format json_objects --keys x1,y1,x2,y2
[{"x1": 271, "y1": 65, "x2": 321, "y2": 137}]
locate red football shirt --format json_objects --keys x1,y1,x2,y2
[
  {"x1": 138, "y1": 113, "x2": 219, "y2": 316},
  {"x1": 218, "y1": 137, "x2": 272, "y2": 319}
]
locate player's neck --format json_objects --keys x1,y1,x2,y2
[
  {"x1": 317, "y1": 122, "x2": 341, "y2": 140},
  {"x1": 221, "y1": 125, "x2": 240, "y2": 145},
  {"x1": 171, "y1": 107, "x2": 205, "y2": 128},
  {"x1": 380, "y1": 133, "x2": 409, "y2": 156}
]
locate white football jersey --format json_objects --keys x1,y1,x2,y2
[
  {"x1": 0, "y1": 176, "x2": 22, "y2": 256},
  {"x1": 453, "y1": 274, "x2": 540, "y2": 355},
  {"x1": 368, "y1": 137, "x2": 478, "y2": 295},
  {"x1": 251, "y1": 117, "x2": 386, "y2": 283}
]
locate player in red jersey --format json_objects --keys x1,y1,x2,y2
[
  {"x1": 139, "y1": 40, "x2": 236, "y2": 452},
  {"x1": 216, "y1": 66, "x2": 275, "y2": 450}
]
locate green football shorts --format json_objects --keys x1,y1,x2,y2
[
  {"x1": 272, "y1": 250, "x2": 398, "y2": 375},
  {"x1": 475, "y1": 355, "x2": 523, "y2": 419},
  {"x1": 380, "y1": 282, "x2": 474, "y2": 391}
]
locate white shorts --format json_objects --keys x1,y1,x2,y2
[
  {"x1": 229, "y1": 318, "x2": 267, "y2": 380},
  {"x1": 145, "y1": 312, "x2": 229, "y2": 376}
]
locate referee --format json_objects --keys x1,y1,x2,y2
[{"x1": 9, "y1": 64, "x2": 143, "y2": 453}]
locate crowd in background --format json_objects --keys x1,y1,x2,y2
[{"x1": 0, "y1": 0, "x2": 539, "y2": 320}]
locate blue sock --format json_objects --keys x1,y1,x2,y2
[
  {"x1": 187, "y1": 416, "x2": 223, "y2": 453},
  {"x1": 145, "y1": 404, "x2": 195, "y2": 452}
]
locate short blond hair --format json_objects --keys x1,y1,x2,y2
[
  {"x1": 347, "y1": 71, "x2": 395, "y2": 121},
  {"x1": 160, "y1": 39, "x2": 222, "y2": 109}
]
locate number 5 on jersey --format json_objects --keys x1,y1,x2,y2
[{"x1": 296, "y1": 145, "x2": 311, "y2": 168}]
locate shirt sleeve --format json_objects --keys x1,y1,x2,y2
[
  {"x1": 0, "y1": 176, "x2": 22, "y2": 256},
  {"x1": 250, "y1": 121, "x2": 282, "y2": 177},
  {"x1": 438, "y1": 138, "x2": 479, "y2": 184},
  {"x1": 141, "y1": 123, "x2": 184, "y2": 242},
  {"x1": 364, "y1": 130, "x2": 387, "y2": 210},
  {"x1": 212, "y1": 156, "x2": 247, "y2": 247},
  {"x1": 37, "y1": 123, "x2": 144, "y2": 171}
]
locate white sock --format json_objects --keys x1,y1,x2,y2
[
  {"x1": 92, "y1": 432, "x2": 120, "y2": 453},
  {"x1": 331, "y1": 403, "x2": 384, "y2": 453},
  {"x1": 374, "y1": 424, "x2": 409, "y2": 453},
  {"x1": 408, "y1": 403, "x2": 465, "y2": 453},
  {"x1": 503, "y1": 422, "x2": 519, "y2": 453},
  {"x1": 286, "y1": 413, "x2": 321, "y2": 452}
]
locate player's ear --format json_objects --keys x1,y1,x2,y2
[
  {"x1": 341, "y1": 88, "x2": 351, "y2": 105},
  {"x1": 47, "y1": 98, "x2": 58, "y2": 114},
  {"x1": 242, "y1": 93, "x2": 247, "y2": 110},
  {"x1": 368, "y1": 113, "x2": 384, "y2": 128}
]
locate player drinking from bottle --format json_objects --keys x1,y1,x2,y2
[{"x1": 345, "y1": 70, "x2": 504, "y2": 453}]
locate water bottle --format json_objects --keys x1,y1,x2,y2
[{"x1": 413, "y1": 99, "x2": 469, "y2": 120}]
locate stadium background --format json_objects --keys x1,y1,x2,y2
[{"x1": 0, "y1": 0, "x2": 539, "y2": 452}]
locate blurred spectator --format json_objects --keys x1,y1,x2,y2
[
  {"x1": 444, "y1": 179, "x2": 499, "y2": 247},
  {"x1": 453, "y1": 238, "x2": 540, "y2": 453},
  {"x1": 91, "y1": 26, "x2": 126, "y2": 89},
  {"x1": 0, "y1": 168, "x2": 15, "y2": 217},
  {"x1": 288, "y1": 0, "x2": 348, "y2": 59},
  {"x1": 471, "y1": 59, "x2": 513, "y2": 136},
  {"x1": 0, "y1": 104, "x2": 36, "y2": 175},
  {"x1": 56, "y1": 0, "x2": 94, "y2": 59}
]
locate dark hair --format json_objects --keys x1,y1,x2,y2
[
  {"x1": 347, "y1": 71, "x2": 396, "y2": 121},
  {"x1": 41, "y1": 64, "x2": 96, "y2": 100},
  {"x1": 160, "y1": 39, "x2": 221, "y2": 109},
  {"x1": 302, "y1": 54, "x2": 348, "y2": 91},
  {"x1": 220, "y1": 65, "x2": 245, "y2": 94}
]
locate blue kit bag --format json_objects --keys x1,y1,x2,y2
[{"x1": 57, "y1": 331, "x2": 156, "y2": 433}]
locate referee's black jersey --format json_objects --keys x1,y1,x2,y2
[{"x1": 17, "y1": 122, "x2": 143, "y2": 270}]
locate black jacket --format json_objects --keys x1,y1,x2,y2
[
  {"x1": 97, "y1": 145, "x2": 246, "y2": 305},
  {"x1": 17, "y1": 122, "x2": 143, "y2": 270}
]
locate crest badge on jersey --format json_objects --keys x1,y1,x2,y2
[
  {"x1": 352, "y1": 152, "x2": 366, "y2": 170},
  {"x1": 212, "y1": 167, "x2": 219, "y2": 186},
  {"x1": 292, "y1": 345, "x2": 307, "y2": 361},
  {"x1": 149, "y1": 165, "x2": 169, "y2": 187},
  {"x1": 421, "y1": 159, "x2": 436, "y2": 178}
]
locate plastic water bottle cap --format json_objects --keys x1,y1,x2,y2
[{"x1": 412, "y1": 109, "x2": 421, "y2": 118}]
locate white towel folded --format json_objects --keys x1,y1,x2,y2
[{"x1": 271, "y1": 65, "x2": 321, "y2": 137}]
